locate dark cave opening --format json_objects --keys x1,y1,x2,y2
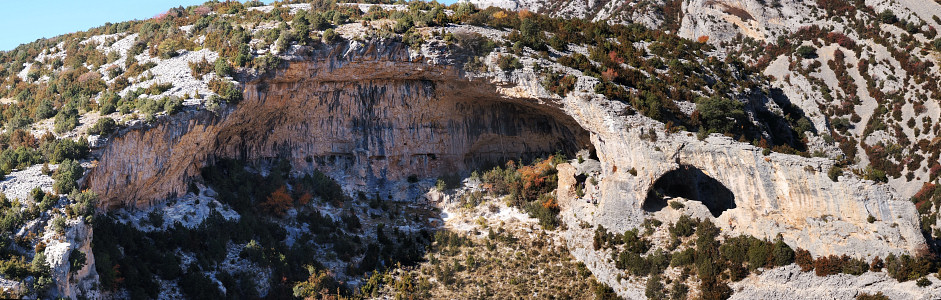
[{"x1": 642, "y1": 165, "x2": 736, "y2": 217}]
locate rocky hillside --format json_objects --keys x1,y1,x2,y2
[
  {"x1": 0, "y1": 0, "x2": 938, "y2": 299},
  {"x1": 471, "y1": 0, "x2": 941, "y2": 247}
]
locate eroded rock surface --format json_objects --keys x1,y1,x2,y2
[
  {"x1": 42, "y1": 219, "x2": 98, "y2": 299},
  {"x1": 87, "y1": 40, "x2": 590, "y2": 209},
  {"x1": 70, "y1": 19, "x2": 933, "y2": 300}
]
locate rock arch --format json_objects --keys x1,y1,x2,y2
[{"x1": 642, "y1": 164, "x2": 736, "y2": 217}]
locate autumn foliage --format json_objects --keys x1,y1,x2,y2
[
  {"x1": 813, "y1": 255, "x2": 843, "y2": 276},
  {"x1": 795, "y1": 248, "x2": 814, "y2": 272},
  {"x1": 261, "y1": 185, "x2": 293, "y2": 216},
  {"x1": 481, "y1": 156, "x2": 563, "y2": 229}
]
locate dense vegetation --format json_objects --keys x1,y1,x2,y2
[
  {"x1": 368, "y1": 222, "x2": 606, "y2": 299},
  {"x1": 448, "y1": 4, "x2": 813, "y2": 153},
  {"x1": 592, "y1": 216, "x2": 796, "y2": 300},
  {"x1": 94, "y1": 158, "x2": 433, "y2": 299},
  {"x1": 0, "y1": 0, "x2": 815, "y2": 159}
]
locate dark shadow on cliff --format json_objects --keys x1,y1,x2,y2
[
  {"x1": 643, "y1": 165, "x2": 736, "y2": 217},
  {"x1": 749, "y1": 87, "x2": 814, "y2": 152}
]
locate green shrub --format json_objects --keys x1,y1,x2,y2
[
  {"x1": 34, "y1": 188, "x2": 58, "y2": 211},
  {"x1": 746, "y1": 238, "x2": 772, "y2": 270},
  {"x1": 696, "y1": 96, "x2": 747, "y2": 135},
  {"x1": 88, "y1": 117, "x2": 116, "y2": 135},
  {"x1": 157, "y1": 39, "x2": 181, "y2": 59},
  {"x1": 828, "y1": 166, "x2": 842, "y2": 182},
  {"x1": 5, "y1": 114, "x2": 33, "y2": 131},
  {"x1": 842, "y1": 257, "x2": 869, "y2": 275},
  {"x1": 69, "y1": 189, "x2": 98, "y2": 218},
  {"x1": 622, "y1": 229, "x2": 651, "y2": 254},
  {"x1": 0, "y1": 257, "x2": 32, "y2": 280},
  {"x1": 214, "y1": 58, "x2": 233, "y2": 77},
  {"x1": 669, "y1": 201, "x2": 684, "y2": 209},
  {"x1": 51, "y1": 217, "x2": 67, "y2": 235},
  {"x1": 879, "y1": 10, "x2": 898, "y2": 24},
  {"x1": 863, "y1": 166, "x2": 887, "y2": 183},
  {"x1": 41, "y1": 138, "x2": 89, "y2": 163},
  {"x1": 252, "y1": 53, "x2": 282, "y2": 74},
  {"x1": 720, "y1": 236, "x2": 749, "y2": 266},
  {"x1": 455, "y1": 32, "x2": 496, "y2": 56},
  {"x1": 147, "y1": 210, "x2": 164, "y2": 228},
  {"x1": 0, "y1": 146, "x2": 42, "y2": 173},
  {"x1": 916, "y1": 277, "x2": 931, "y2": 287},
  {"x1": 645, "y1": 273, "x2": 665, "y2": 300},
  {"x1": 163, "y1": 97, "x2": 183, "y2": 115},
  {"x1": 694, "y1": 220, "x2": 730, "y2": 299},
  {"x1": 670, "y1": 282, "x2": 689, "y2": 300},
  {"x1": 884, "y1": 254, "x2": 932, "y2": 282},
  {"x1": 99, "y1": 93, "x2": 119, "y2": 114},
  {"x1": 53, "y1": 106, "x2": 80, "y2": 134},
  {"x1": 591, "y1": 280, "x2": 618, "y2": 300},
  {"x1": 670, "y1": 248, "x2": 695, "y2": 267},
  {"x1": 34, "y1": 100, "x2": 56, "y2": 120},
  {"x1": 53, "y1": 159, "x2": 83, "y2": 194},
  {"x1": 542, "y1": 72, "x2": 578, "y2": 97},
  {"x1": 771, "y1": 237, "x2": 794, "y2": 266},
  {"x1": 322, "y1": 28, "x2": 340, "y2": 44},
  {"x1": 68, "y1": 249, "x2": 86, "y2": 273},
  {"x1": 670, "y1": 215, "x2": 697, "y2": 238},
  {"x1": 525, "y1": 194, "x2": 560, "y2": 230},
  {"x1": 145, "y1": 82, "x2": 174, "y2": 95},
  {"x1": 796, "y1": 45, "x2": 817, "y2": 58},
  {"x1": 208, "y1": 78, "x2": 242, "y2": 103},
  {"x1": 616, "y1": 250, "x2": 648, "y2": 276},
  {"x1": 497, "y1": 54, "x2": 522, "y2": 70}
]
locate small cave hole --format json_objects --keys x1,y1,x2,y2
[{"x1": 643, "y1": 165, "x2": 736, "y2": 217}]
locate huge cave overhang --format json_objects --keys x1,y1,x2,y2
[{"x1": 88, "y1": 49, "x2": 595, "y2": 208}]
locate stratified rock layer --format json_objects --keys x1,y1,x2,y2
[
  {"x1": 87, "y1": 40, "x2": 589, "y2": 209},
  {"x1": 88, "y1": 39, "x2": 924, "y2": 264}
]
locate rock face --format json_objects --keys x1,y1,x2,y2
[
  {"x1": 729, "y1": 264, "x2": 941, "y2": 299},
  {"x1": 87, "y1": 40, "x2": 590, "y2": 209},
  {"x1": 678, "y1": 0, "x2": 817, "y2": 44},
  {"x1": 86, "y1": 38, "x2": 926, "y2": 261},
  {"x1": 43, "y1": 219, "x2": 99, "y2": 299},
  {"x1": 559, "y1": 106, "x2": 924, "y2": 258}
]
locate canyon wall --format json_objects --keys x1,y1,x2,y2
[
  {"x1": 87, "y1": 39, "x2": 925, "y2": 258},
  {"x1": 87, "y1": 40, "x2": 590, "y2": 209},
  {"x1": 557, "y1": 92, "x2": 925, "y2": 257}
]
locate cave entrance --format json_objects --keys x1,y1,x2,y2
[{"x1": 642, "y1": 165, "x2": 736, "y2": 217}]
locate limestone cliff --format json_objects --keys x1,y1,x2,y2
[
  {"x1": 86, "y1": 37, "x2": 925, "y2": 261},
  {"x1": 42, "y1": 219, "x2": 99, "y2": 299},
  {"x1": 87, "y1": 40, "x2": 590, "y2": 209}
]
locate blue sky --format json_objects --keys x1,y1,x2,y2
[
  {"x1": 0, "y1": 1, "x2": 209, "y2": 51},
  {"x1": 0, "y1": 0, "x2": 461, "y2": 51}
]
